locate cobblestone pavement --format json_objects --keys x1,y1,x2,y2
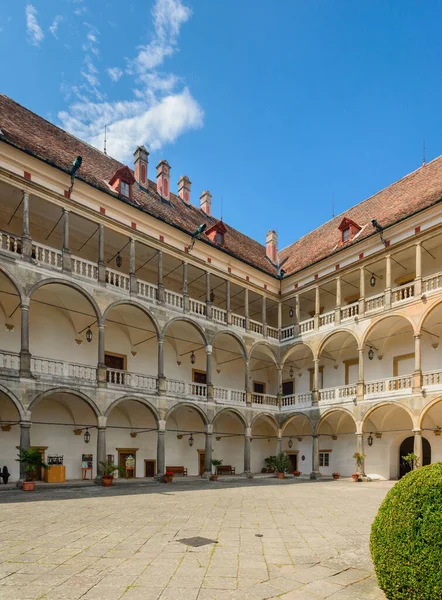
[{"x1": 0, "y1": 478, "x2": 393, "y2": 599}]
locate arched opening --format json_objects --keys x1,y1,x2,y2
[
  {"x1": 318, "y1": 410, "x2": 357, "y2": 476},
  {"x1": 362, "y1": 403, "x2": 414, "y2": 480},
  {"x1": 165, "y1": 405, "x2": 207, "y2": 476},
  {"x1": 106, "y1": 399, "x2": 158, "y2": 478},
  {"x1": 212, "y1": 332, "x2": 246, "y2": 403},
  {"x1": 364, "y1": 315, "x2": 415, "y2": 392},
  {"x1": 420, "y1": 301, "x2": 442, "y2": 380},
  {"x1": 163, "y1": 319, "x2": 207, "y2": 398},
  {"x1": 251, "y1": 414, "x2": 279, "y2": 473},
  {"x1": 281, "y1": 343, "x2": 314, "y2": 406},
  {"x1": 29, "y1": 282, "x2": 99, "y2": 379},
  {"x1": 104, "y1": 303, "x2": 158, "y2": 390},
  {"x1": 420, "y1": 398, "x2": 442, "y2": 465},
  {"x1": 213, "y1": 409, "x2": 246, "y2": 475},
  {"x1": 0, "y1": 389, "x2": 22, "y2": 482},
  {"x1": 0, "y1": 269, "x2": 21, "y2": 366},
  {"x1": 399, "y1": 436, "x2": 431, "y2": 478},
  {"x1": 318, "y1": 331, "x2": 359, "y2": 402},
  {"x1": 249, "y1": 343, "x2": 278, "y2": 406},
  {"x1": 281, "y1": 414, "x2": 313, "y2": 474},
  {"x1": 30, "y1": 390, "x2": 99, "y2": 480}
]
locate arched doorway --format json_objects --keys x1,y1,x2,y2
[
  {"x1": 0, "y1": 389, "x2": 22, "y2": 481},
  {"x1": 317, "y1": 409, "x2": 357, "y2": 476},
  {"x1": 399, "y1": 436, "x2": 431, "y2": 478},
  {"x1": 212, "y1": 409, "x2": 246, "y2": 475},
  {"x1": 281, "y1": 413, "x2": 313, "y2": 475},
  {"x1": 318, "y1": 330, "x2": 360, "y2": 400},
  {"x1": 249, "y1": 343, "x2": 279, "y2": 405},
  {"x1": 165, "y1": 404, "x2": 208, "y2": 476},
  {"x1": 251, "y1": 414, "x2": 279, "y2": 473},
  {"x1": 212, "y1": 332, "x2": 246, "y2": 401},
  {"x1": 281, "y1": 343, "x2": 314, "y2": 405}
]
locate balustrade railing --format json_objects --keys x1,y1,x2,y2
[
  {"x1": 71, "y1": 256, "x2": 98, "y2": 281},
  {"x1": 231, "y1": 313, "x2": 246, "y2": 329},
  {"x1": 106, "y1": 268, "x2": 130, "y2": 291},
  {"x1": 251, "y1": 393, "x2": 279, "y2": 407},
  {"x1": 280, "y1": 325, "x2": 295, "y2": 341},
  {"x1": 137, "y1": 279, "x2": 157, "y2": 301},
  {"x1": 392, "y1": 283, "x2": 414, "y2": 304},
  {"x1": 365, "y1": 293, "x2": 384, "y2": 313},
  {"x1": 341, "y1": 302, "x2": 359, "y2": 320},
  {"x1": 212, "y1": 306, "x2": 227, "y2": 324},
  {"x1": 0, "y1": 230, "x2": 21, "y2": 255},
  {"x1": 319, "y1": 384, "x2": 357, "y2": 403},
  {"x1": 32, "y1": 241, "x2": 62, "y2": 269},
  {"x1": 165, "y1": 289, "x2": 184, "y2": 310},
  {"x1": 299, "y1": 318, "x2": 315, "y2": 334},
  {"x1": 423, "y1": 369, "x2": 442, "y2": 387},
  {"x1": 319, "y1": 310, "x2": 335, "y2": 328},
  {"x1": 249, "y1": 319, "x2": 263, "y2": 335},
  {"x1": 106, "y1": 368, "x2": 157, "y2": 390},
  {"x1": 31, "y1": 357, "x2": 96, "y2": 380},
  {"x1": 267, "y1": 326, "x2": 279, "y2": 340},
  {"x1": 0, "y1": 351, "x2": 20, "y2": 370},
  {"x1": 214, "y1": 386, "x2": 246, "y2": 404},
  {"x1": 281, "y1": 392, "x2": 312, "y2": 409},
  {"x1": 423, "y1": 272, "x2": 442, "y2": 295},
  {"x1": 189, "y1": 298, "x2": 206, "y2": 317},
  {"x1": 166, "y1": 379, "x2": 207, "y2": 398}
]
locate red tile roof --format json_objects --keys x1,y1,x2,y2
[{"x1": 0, "y1": 94, "x2": 276, "y2": 276}]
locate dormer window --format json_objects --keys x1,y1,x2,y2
[
  {"x1": 109, "y1": 166, "x2": 136, "y2": 201},
  {"x1": 205, "y1": 220, "x2": 227, "y2": 247},
  {"x1": 338, "y1": 217, "x2": 361, "y2": 245}
]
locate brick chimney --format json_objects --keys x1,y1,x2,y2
[
  {"x1": 178, "y1": 176, "x2": 191, "y2": 203},
  {"x1": 134, "y1": 146, "x2": 149, "y2": 187},
  {"x1": 266, "y1": 230, "x2": 277, "y2": 263},
  {"x1": 200, "y1": 190, "x2": 212, "y2": 215},
  {"x1": 156, "y1": 160, "x2": 171, "y2": 200}
]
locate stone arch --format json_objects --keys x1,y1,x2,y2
[
  {"x1": 103, "y1": 300, "x2": 160, "y2": 337},
  {"x1": 0, "y1": 384, "x2": 26, "y2": 420},
  {"x1": 164, "y1": 402, "x2": 209, "y2": 426},
  {"x1": 417, "y1": 297, "x2": 442, "y2": 334},
  {"x1": 28, "y1": 387, "x2": 101, "y2": 420},
  {"x1": 212, "y1": 407, "x2": 247, "y2": 430},
  {"x1": 162, "y1": 316, "x2": 208, "y2": 346},
  {"x1": 361, "y1": 313, "x2": 417, "y2": 349},
  {"x1": 360, "y1": 401, "x2": 416, "y2": 434},
  {"x1": 317, "y1": 328, "x2": 361, "y2": 359},
  {"x1": 418, "y1": 395, "x2": 442, "y2": 429},
  {"x1": 211, "y1": 330, "x2": 247, "y2": 359},
  {"x1": 281, "y1": 411, "x2": 314, "y2": 434},
  {"x1": 251, "y1": 412, "x2": 279, "y2": 431},
  {"x1": 316, "y1": 407, "x2": 357, "y2": 435},
  {"x1": 0, "y1": 264, "x2": 24, "y2": 304},
  {"x1": 105, "y1": 395, "x2": 160, "y2": 424},
  {"x1": 281, "y1": 341, "x2": 314, "y2": 367},
  {"x1": 28, "y1": 278, "x2": 102, "y2": 324},
  {"x1": 248, "y1": 340, "x2": 279, "y2": 365}
]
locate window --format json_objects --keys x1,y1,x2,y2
[
  {"x1": 120, "y1": 181, "x2": 130, "y2": 198},
  {"x1": 282, "y1": 380, "x2": 294, "y2": 396},
  {"x1": 342, "y1": 227, "x2": 351, "y2": 242},
  {"x1": 319, "y1": 452, "x2": 330, "y2": 467},
  {"x1": 215, "y1": 231, "x2": 224, "y2": 246},
  {"x1": 253, "y1": 382, "x2": 266, "y2": 394}
]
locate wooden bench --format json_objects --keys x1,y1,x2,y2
[
  {"x1": 166, "y1": 466, "x2": 188, "y2": 477},
  {"x1": 217, "y1": 465, "x2": 235, "y2": 475}
]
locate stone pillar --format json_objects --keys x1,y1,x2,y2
[
  {"x1": 415, "y1": 241, "x2": 422, "y2": 296},
  {"x1": 204, "y1": 424, "x2": 213, "y2": 478},
  {"x1": 22, "y1": 192, "x2": 32, "y2": 261},
  {"x1": 20, "y1": 301, "x2": 31, "y2": 378},
  {"x1": 97, "y1": 323, "x2": 106, "y2": 386},
  {"x1": 314, "y1": 287, "x2": 320, "y2": 330},
  {"x1": 157, "y1": 250, "x2": 165, "y2": 303},
  {"x1": 98, "y1": 224, "x2": 106, "y2": 285},
  {"x1": 245, "y1": 360, "x2": 251, "y2": 405},
  {"x1": 129, "y1": 238, "x2": 137, "y2": 294},
  {"x1": 310, "y1": 435, "x2": 320, "y2": 479},
  {"x1": 182, "y1": 261, "x2": 189, "y2": 313},
  {"x1": 277, "y1": 367, "x2": 283, "y2": 407},
  {"x1": 62, "y1": 208, "x2": 71, "y2": 273},
  {"x1": 335, "y1": 277, "x2": 342, "y2": 325},
  {"x1": 156, "y1": 420, "x2": 166, "y2": 477},
  {"x1": 357, "y1": 348, "x2": 365, "y2": 399},
  {"x1": 244, "y1": 288, "x2": 250, "y2": 331},
  {"x1": 158, "y1": 337, "x2": 166, "y2": 395},
  {"x1": 226, "y1": 280, "x2": 232, "y2": 325},
  {"x1": 413, "y1": 334, "x2": 422, "y2": 392},
  {"x1": 206, "y1": 345, "x2": 213, "y2": 401},
  {"x1": 276, "y1": 429, "x2": 282, "y2": 455},
  {"x1": 312, "y1": 358, "x2": 320, "y2": 404},
  {"x1": 19, "y1": 420, "x2": 31, "y2": 481},
  {"x1": 413, "y1": 429, "x2": 423, "y2": 469},
  {"x1": 356, "y1": 433, "x2": 366, "y2": 476},
  {"x1": 385, "y1": 254, "x2": 392, "y2": 309},
  {"x1": 205, "y1": 272, "x2": 212, "y2": 319},
  {"x1": 95, "y1": 416, "x2": 107, "y2": 483},
  {"x1": 244, "y1": 427, "x2": 252, "y2": 477},
  {"x1": 295, "y1": 294, "x2": 301, "y2": 336},
  {"x1": 359, "y1": 267, "x2": 365, "y2": 317},
  {"x1": 277, "y1": 301, "x2": 282, "y2": 336},
  {"x1": 262, "y1": 296, "x2": 267, "y2": 337}
]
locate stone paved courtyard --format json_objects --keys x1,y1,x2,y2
[{"x1": 0, "y1": 478, "x2": 393, "y2": 599}]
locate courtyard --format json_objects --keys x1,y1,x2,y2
[{"x1": 0, "y1": 478, "x2": 392, "y2": 600}]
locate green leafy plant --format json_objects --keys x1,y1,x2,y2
[
  {"x1": 264, "y1": 456, "x2": 276, "y2": 472},
  {"x1": 99, "y1": 460, "x2": 126, "y2": 477},
  {"x1": 402, "y1": 451, "x2": 419, "y2": 470},
  {"x1": 16, "y1": 447, "x2": 49, "y2": 481},
  {"x1": 211, "y1": 459, "x2": 223, "y2": 471},
  {"x1": 274, "y1": 452, "x2": 291, "y2": 474},
  {"x1": 371, "y1": 462, "x2": 442, "y2": 599},
  {"x1": 353, "y1": 452, "x2": 365, "y2": 471}
]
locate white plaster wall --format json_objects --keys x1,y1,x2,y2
[
  {"x1": 281, "y1": 438, "x2": 311, "y2": 474},
  {"x1": 0, "y1": 397, "x2": 20, "y2": 481},
  {"x1": 105, "y1": 323, "x2": 157, "y2": 375},
  {"x1": 212, "y1": 413, "x2": 245, "y2": 474},
  {"x1": 165, "y1": 431, "x2": 205, "y2": 476}
]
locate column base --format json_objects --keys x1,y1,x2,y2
[
  {"x1": 310, "y1": 471, "x2": 321, "y2": 480},
  {"x1": 94, "y1": 476, "x2": 103, "y2": 485},
  {"x1": 19, "y1": 350, "x2": 32, "y2": 378},
  {"x1": 98, "y1": 263, "x2": 106, "y2": 286},
  {"x1": 243, "y1": 471, "x2": 253, "y2": 479},
  {"x1": 130, "y1": 274, "x2": 138, "y2": 295},
  {"x1": 62, "y1": 250, "x2": 72, "y2": 273},
  {"x1": 201, "y1": 471, "x2": 212, "y2": 480}
]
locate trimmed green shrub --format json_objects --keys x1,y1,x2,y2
[{"x1": 370, "y1": 462, "x2": 442, "y2": 599}]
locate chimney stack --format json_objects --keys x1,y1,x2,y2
[
  {"x1": 178, "y1": 176, "x2": 191, "y2": 203},
  {"x1": 200, "y1": 190, "x2": 212, "y2": 215},
  {"x1": 266, "y1": 230, "x2": 277, "y2": 263},
  {"x1": 156, "y1": 160, "x2": 171, "y2": 200},
  {"x1": 134, "y1": 146, "x2": 149, "y2": 187}
]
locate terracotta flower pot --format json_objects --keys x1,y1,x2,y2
[
  {"x1": 163, "y1": 475, "x2": 173, "y2": 483},
  {"x1": 333, "y1": 475, "x2": 340, "y2": 480},
  {"x1": 102, "y1": 476, "x2": 114, "y2": 487},
  {"x1": 277, "y1": 472, "x2": 285, "y2": 479},
  {"x1": 22, "y1": 481, "x2": 35, "y2": 491},
  {"x1": 352, "y1": 474, "x2": 360, "y2": 482},
  {"x1": 293, "y1": 472, "x2": 301, "y2": 477},
  {"x1": 210, "y1": 474, "x2": 219, "y2": 481}
]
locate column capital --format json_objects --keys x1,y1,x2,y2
[
  {"x1": 20, "y1": 420, "x2": 32, "y2": 429},
  {"x1": 206, "y1": 344, "x2": 213, "y2": 354},
  {"x1": 245, "y1": 427, "x2": 252, "y2": 438},
  {"x1": 98, "y1": 416, "x2": 107, "y2": 428},
  {"x1": 412, "y1": 428, "x2": 423, "y2": 434},
  {"x1": 158, "y1": 420, "x2": 166, "y2": 432},
  {"x1": 21, "y1": 300, "x2": 30, "y2": 310},
  {"x1": 206, "y1": 424, "x2": 213, "y2": 434},
  {"x1": 414, "y1": 333, "x2": 421, "y2": 340}
]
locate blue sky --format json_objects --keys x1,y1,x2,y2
[{"x1": 1, "y1": 1, "x2": 441, "y2": 250}]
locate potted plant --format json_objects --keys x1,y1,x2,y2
[
  {"x1": 332, "y1": 472, "x2": 340, "y2": 480},
  {"x1": 293, "y1": 470, "x2": 301, "y2": 477},
  {"x1": 263, "y1": 456, "x2": 276, "y2": 473},
  {"x1": 274, "y1": 452, "x2": 291, "y2": 479},
  {"x1": 353, "y1": 452, "x2": 365, "y2": 476},
  {"x1": 352, "y1": 473, "x2": 360, "y2": 482},
  {"x1": 16, "y1": 447, "x2": 49, "y2": 491},
  {"x1": 211, "y1": 459, "x2": 223, "y2": 481},
  {"x1": 163, "y1": 471, "x2": 175, "y2": 483},
  {"x1": 402, "y1": 452, "x2": 420, "y2": 471},
  {"x1": 99, "y1": 461, "x2": 126, "y2": 486}
]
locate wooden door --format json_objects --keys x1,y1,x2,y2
[
  {"x1": 193, "y1": 370, "x2": 207, "y2": 384},
  {"x1": 198, "y1": 451, "x2": 205, "y2": 476},
  {"x1": 117, "y1": 449, "x2": 137, "y2": 478},
  {"x1": 288, "y1": 454, "x2": 297, "y2": 472},
  {"x1": 144, "y1": 460, "x2": 156, "y2": 477},
  {"x1": 105, "y1": 354, "x2": 125, "y2": 369}
]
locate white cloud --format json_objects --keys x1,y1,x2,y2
[
  {"x1": 107, "y1": 67, "x2": 123, "y2": 82},
  {"x1": 25, "y1": 4, "x2": 44, "y2": 46},
  {"x1": 58, "y1": 0, "x2": 203, "y2": 163},
  {"x1": 49, "y1": 15, "x2": 62, "y2": 38}
]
